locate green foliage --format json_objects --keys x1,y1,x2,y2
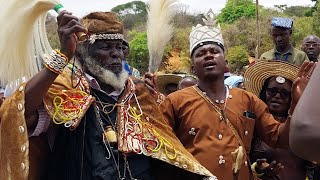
[
  {"x1": 171, "y1": 28, "x2": 191, "y2": 52},
  {"x1": 46, "y1": 14, "x2": 60, "y2": 49},
  {"x1": 283, "y1": 6, "x2": 312, "y2": 17},
  {"x1": 128, "y1": 32, "x2": 149, "y2": 73},
  {"x1": 313, "y1": 3, "x2": 320, "y2": 36},
  {"x1": 226, "y1": 45, "x2": 249, "y2": 72},
  {"x1": 43, "y1": 2, "x2": 319, "y2": 75},
  {"x1": 218, "y1": 0, "x2": 256, "y2": 23},
  {"x1": 112, "y1": 1, "x2": 147, "y2": 30},
  {"x1": 111, "y1": 1, "x2": 147, "y2": 17},
  {"x1": 292, "y1": 17, "x2": 314, "y2": 46}
]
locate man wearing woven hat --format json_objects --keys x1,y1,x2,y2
[
  {"x1": 244, "y1": 60, "x2": 316, "y2": 180},
  {"x1": 160, "y1": 9, "x2": 314, "y2": 180},
  {"x1": 260, "y1": 17, "x2": 309, "y2": 66},
  {"x1": 157, "y1": 74, "x2": 183, "y2": 96},
  {"x1": 0, "y1": 11, "x2": 216, "y2": 180}
]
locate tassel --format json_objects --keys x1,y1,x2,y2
[{"x1": 231, "y1": 146, "x2": 245, "y2": 174}]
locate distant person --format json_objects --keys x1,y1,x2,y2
[
  {"x1": 224, "y1": 75, "x2": 244, "y2": 89},
  {"x1": 178, "y1": 76, "x2": 197, "y2": 90},
  {"x1": 122, "y1": 40, "x2": 141, "y2": 78},
  {"x1": 157, "y1": 74, "x2": 182, "y2": 96},
  {"x1": 302, "y1": 35, "x2": 320, "y2": 62},
  {"x1": 260, "y1": 17, "x2": 309, "y2": 66}
]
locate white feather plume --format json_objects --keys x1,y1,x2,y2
[
  {"x1": 147, "y1": 0, "x2": 178, "y2": 73},
  {"x1": 0, "y1": 0, "x2": 59, "y2": 85}
]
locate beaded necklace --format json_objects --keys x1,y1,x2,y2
[
  {"x1": 194, "y1": 85, "x2": 231, "y2": 121},
  {"x1": 93, "y1": 99, "x2": 136, "y2": 180}
]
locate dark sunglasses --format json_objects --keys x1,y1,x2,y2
[{"x1": 266, "y1": 87, "x2": 291, "y2": 99}]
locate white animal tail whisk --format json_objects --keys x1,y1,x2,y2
[
  {"x1": 147, "y1": 0, "x2": 178, "y2": 73},
  {"x1": 0, "y1": 0, "x2": 61, "y2": 85}
]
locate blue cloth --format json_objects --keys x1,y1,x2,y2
[
  {"x1": 123, "y1": 60, "x2": 132, "y2": 75},
  {"x1": 272, "y1": 17, "x2": 293, "y2": 29},
  {"x1": 224, "y1": 76, "x2": 243, "y2": 88}
]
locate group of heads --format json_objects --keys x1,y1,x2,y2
[
  {"x1": 270, "y1": 17, "x2": 320, "y2": 61},
  {"x1": 75, "y1": 11, "x2": 312, "y2": 117}
]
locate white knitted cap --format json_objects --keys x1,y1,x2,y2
[{"x1": 189, "y1": 9, "x2": 224, "y2": 55}]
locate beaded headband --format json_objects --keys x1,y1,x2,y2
[{"x1": 88, "y1": 33, "x2": 124, "y2": 44}]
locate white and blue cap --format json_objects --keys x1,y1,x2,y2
[
  {"x1": 271, "y1": 17, "x2": 293, "y2": 29},
  {"x1": 189, "y1": 9, "x2": 224, "y2": 56}
]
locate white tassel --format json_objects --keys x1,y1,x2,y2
[
  {"x1": 147, "y1": 0, "x2": 178, "y2": 73},
  {"x1": 0, "y1": 0, "x2": 60, "y2": 85}
]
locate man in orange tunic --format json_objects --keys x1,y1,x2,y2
[{"x1": 159, "y1": 9, "x2": 314, "y2": 180}]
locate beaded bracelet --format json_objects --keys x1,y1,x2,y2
[
  {"x1": 43, "y1": 50, "x2": 69, "y2": 74},
  {"x1": 251, "y1": 162, "x2": 264, "y2": 178}
]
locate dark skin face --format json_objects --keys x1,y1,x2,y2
[
  {"x1": 191, "y1": 44, "x2": 226, "y2": 80},
  {"x1": 265, "y1": 78, "x2": 292, "y2": 117},
  {"x1": 271, "y1": 26, "x2": 292, "y2": 53},
  {"x1": 85, "y1": 39, "x2": 124, "y2": 75},
  {"x1": 302, "y1": 36, "x2": 320, "y2": 62}
]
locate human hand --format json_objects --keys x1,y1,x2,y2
[
  {"x1": 291, "y1": 61, "x2": 316, "y2": 108},
  {"x1": 144, "y1": 72, "x2": 158, "y2": 95},
  {"x1": 57, "y1": 11, "x2": 87, "y2": 60},
  {"x1": 255, "y1": 159, "x2": 284, "y2": 177}
]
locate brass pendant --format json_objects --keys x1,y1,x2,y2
[{"x1": 103, "y1": 126, "x2": 117, "y2": 146}]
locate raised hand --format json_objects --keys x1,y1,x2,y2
[
  {"x1": 57, "y1": 11, "x2": 87, "y2": 60},
  {"x1": 144, "y1": 72, "x2": 158, "y2": 95},
  {"x1": 255, "y1": 159, "x2": 284, "y2": 178},
  {"x1": 291, "y1": 61, "x2": 316, "y2": 107}
]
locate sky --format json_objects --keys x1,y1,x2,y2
[{"x1": 58, "y1": 0, "x2": 315, "y2": 17}]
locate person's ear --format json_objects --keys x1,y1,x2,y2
[{"x1": 190, "y1": 65, "x2": 196, "y2": 76}]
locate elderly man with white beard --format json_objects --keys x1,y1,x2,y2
[{"x1": 0, "y1": 11, "x2": 216, "y2": 180}]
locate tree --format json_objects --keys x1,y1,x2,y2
[
  {"x1": 226, "y1": 45, "x2": 249, "y2": 72},
  {"x1": 283, "y1": 6, "x2": 312, "y2": 17},
  {"x1": 305, "y1": 0, "x2": 318, "y2": 16},
  {"x1": 313, "y1": 2, "x2": 320, "y2": 36},
  {"x1": 128, "y1": 31, "x2": 149, "y2": 73},
  {"x1": 292, "y1": 17, "x2": 314, "y2": 46},
  {"x1": 111, "y1": 1, "x2": 147, "y2": 17},
  {"x1": 111, "y1": 1, "x2": 147, "y2": 30},
  {"x1": 46, "y1": 13, "x2": 60, "y2": 49},
  {"x1": 218, "y1": 0, "x2": 256, "y2": 23}
]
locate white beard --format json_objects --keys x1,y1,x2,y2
[{"x1": 84, "y1": 57, "x2": 128, "y2": 91}]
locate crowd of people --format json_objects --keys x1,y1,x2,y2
[{"x1": 0, "y1": 6, "x2": 320, "y2": 180}]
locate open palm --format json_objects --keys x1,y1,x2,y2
[{"x1": 291, "y1": 61, "x2": 316, "y2": 105}]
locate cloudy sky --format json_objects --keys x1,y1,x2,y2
[{"x1": 59, "y1": 0, "x2": 315, "y2": 17}]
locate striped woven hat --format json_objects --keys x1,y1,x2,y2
[
  {"x1": 244, "y1": 60, "x2": 299, "y2": 96},
  {"x1": 157, "y1": 74, "x2": 184, "y2": 94}
]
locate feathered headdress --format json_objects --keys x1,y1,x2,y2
[
  {"x1": 147, "y1": 0, "x2": 178, "y2": 73},
  {"x1": 0, "y1": 0, "x2": 62, "y2": 85}
]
